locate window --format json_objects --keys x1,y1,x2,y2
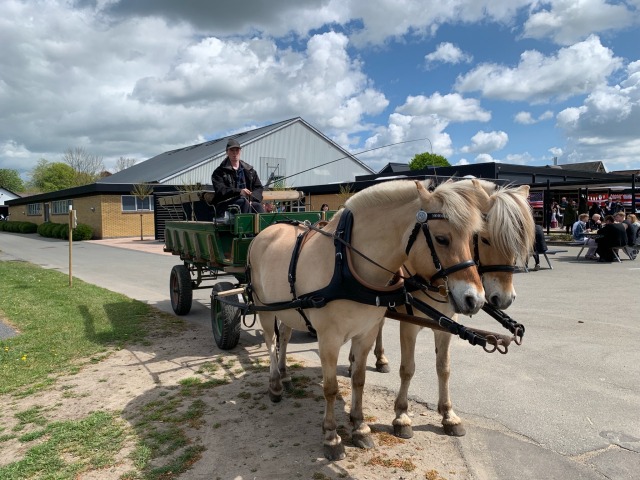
[
  {"x1": 121, "y1": 195, "x2": 154, "y2": 212},
  {"x1": 27, "y1": 203, "x2": 42, "y2": 216},
  {"x1": 52, "y1": 199, "x2": 72, "y2": 215}
]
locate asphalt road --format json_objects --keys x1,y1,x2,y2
[{"x1": 1, "y1": 232, "x2": 639, "y2": 479}]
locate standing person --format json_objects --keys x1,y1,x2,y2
[
  {"x1": 320, "y1": 203, "x2": 329, "y2": 212},
  {"x1": 588, "y1": 202, "x2": 602, "y2": 219},
  {"x1": 550, "y1": 202, "x2": 559, "y2": 229},
  {"x1": 563, "y1": 200, "x2": 577, "y2": 234},
  {"x1": 211, "y1": 138, "x2": 264, "y2": 214}
]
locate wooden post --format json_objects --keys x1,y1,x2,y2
[{"x1": 140, "y1": 213, "x2": 143, "y2": 241}]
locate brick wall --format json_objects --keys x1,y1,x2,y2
[{"x1": 7, "y1": 194, "x2": 156, "y2": 239}]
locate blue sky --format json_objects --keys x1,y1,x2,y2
[{"x1": 1, "y1": 0, "x2": 639, "y2": 179}]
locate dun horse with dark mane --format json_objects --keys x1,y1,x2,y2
[{"x1": 247, "y1": 179, "x2": 486, "y2": 460}]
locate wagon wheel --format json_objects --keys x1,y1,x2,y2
[
  {"x1": 170, "y1": 264, "x2": 193, "y2": 315},
  {"x1": 211, "y1": 282, "x2": 242, "y2": 350}
]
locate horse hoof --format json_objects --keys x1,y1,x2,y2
[
  {"x1": 443, "y1": 423, "x2": 466, "y2": 436},
  {"x1": 323, "y1": 443, "x2": 346, "y2": 461},
  {"x1": 393, "y1": 424, "x2": 413, "y2": 439},
  {"x1": 269, "y1": 391, "x2": 282, "y2": 403},
  {"x1": 375, "y1": 363, "x2": 390, "y2": 373},
  {"x1": 282, "y1": 380, "x2": 294, "y2": 392},
  {"x1": 352, "y1": 432, "x2": 375, "y2": 449}
]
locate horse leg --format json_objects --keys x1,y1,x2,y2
[
  {"x1": 393, "y1": 322, "x2": 421, "y2": 438},
  {"x1": 349, "y1": 324, "x2": 380, "y2": 450},
  {"x1": 277, "y1": 322, "x2": 294, "y2": 392},
  {"x1": 347, "y1": 320, "x2": 389, "y2": 376},
  {"x1": 318, "y1": 335, "x2": 346, "y2": 461},
  {"x1": 434, "y1": 330, "x2": 465, "y2": 436},
  {"x1": 373, "y1": 319, "x2": 390, "y2": 373},
  {"x1": 260, "y1": 313, "x2": 284, "y2": 403}
]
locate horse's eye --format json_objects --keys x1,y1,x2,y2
[
  {"x1": 481, "y1": 237, "x2": 491, "y2": 246},
  {"x1": 435, "y1": 236, "x2": 450, "y2": 246}
]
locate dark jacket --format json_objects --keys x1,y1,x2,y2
[
  {"x1": 211, "y1": 158, "x2": 264, "y2": 204},
  {"x1": 534, "y1": 224, "x2": 548, "y2": 253},
  {"x1": 596, "y1": 223, "x2": 628, "y2": 249}
]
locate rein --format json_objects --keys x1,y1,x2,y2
[{"x1": 214, "y1": 206, "x2": 526, "y2": 354}]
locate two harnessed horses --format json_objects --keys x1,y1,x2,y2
[{"x1": 246, "y1": 179, "x2": 488, "y2": 460}]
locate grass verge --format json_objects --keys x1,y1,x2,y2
[{"x1": 0, "y1": 260, "x2": 150, "y2": 396}]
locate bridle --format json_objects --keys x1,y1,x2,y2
[
  {"x1": 404, "y1": 210, "x2": 478, "y2": 295},
  {"x1": 472, "y1": 233, "x2": 517, "y2": 275}
]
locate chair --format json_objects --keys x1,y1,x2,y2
[{"x1": 623, "y1": 245, "x2": 638, "y2": 260}]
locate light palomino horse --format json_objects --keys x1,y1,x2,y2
[
  {"x1": 392, "y1": 179, "x2": 535, "y2": 438},
  {"x1": 247, "y1": 179, "x2": 486, "y2": 460}
]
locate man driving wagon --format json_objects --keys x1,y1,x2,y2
[{"x1": 211, "y1": 138, "x2": 265, "y2": 214}]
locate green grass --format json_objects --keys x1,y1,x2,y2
[
  {"x1": 0, "y1": 260, "x2": 151, "y2": 395},
  {"x1": 0, "y1": 411, "x2": 129, "y2": 480},
  {"x1": 0, "y1": 259, "x2": 214, "y2": 479}
]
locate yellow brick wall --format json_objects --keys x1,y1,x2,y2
[
  {"x1": 100, "y1": 195, "x2": 155, "y2": 239},
  {"x1": 7, "y1": 194, "x2": 156, "y2": 239}
]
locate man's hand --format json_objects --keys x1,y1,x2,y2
[{"x1": 240, "y1": 188, "x2": 252, "y2": 197}]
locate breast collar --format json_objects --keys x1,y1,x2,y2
[{"x1": 291, "y1": 209, "x2": 409, "y2": 309}]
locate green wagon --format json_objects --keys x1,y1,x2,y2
[{"x1": 160, "y1": 190, "x2": 331, "y2": 349}]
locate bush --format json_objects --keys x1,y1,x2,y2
[
  {"x1": 36, "y1": 221, "x2": 93, "y2": 241},
  {"x1": 73, "y1": 223, "x2": 93, "y2": 241},
  {"x1": 0, "y1": 221, "x2": 38, "y2": 234}
]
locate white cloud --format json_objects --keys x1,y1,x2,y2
[
  {"x1": 556, "y1": 60, "x2": 640, "y2": 169},
  {"x1": 461, "y1": 130, "x2": 508, "y2": 154},
  {"x1": 474, "y1": 153, "x2": 497, "y2": 163},
  {"x1": 396, "y1": 93, "x2": 491, "y2": 122},
  {"x1": 522, "y1": 0, "x2": 636, "y2": 45},
  {"x1": 425, "y1": 42, "x2": 473, "y2": 66},
  {"x1": 0, "y1": 1, "x2": 387, "y2": 175},
  {"x1": 515, "y1": 110, "x2": 554, "y2": 124},
  {"x1": 514, "y1": 112, "x2": 535, "y2": 125},
  {"x1": 549, "y1": 147, "x2": 563, "y2": 157},
  {"x1": 358, "y1": 113, "x2": 454, "y2": 171},
  {"x1": 455, "y1": 35, "x2": 623, "y2": 103}
]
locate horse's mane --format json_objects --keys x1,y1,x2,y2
[
  {"x1": 430, "y1": 180, "x2": 483, "y2": 233},
  {"x1": 475, "y1": 180, "x2": 535, "y2": 263},
  {"x1": 345, "y1": 179, "x2": 427, "y2": 213},
  {"x1": 345, "y1": 179, "x2": 482, "y2": 234}
]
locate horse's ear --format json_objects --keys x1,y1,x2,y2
[
  {"x1": 415, "y1": 180, "x2": 431, "y2": 200},
  {"x1": 515, "y1": 184, "x2": 530, "y2": 196},
  {"x1": 470, "y1": 179, "x2": 492, "y2": 210}
]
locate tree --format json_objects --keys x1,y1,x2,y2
[
  {"x1": 0, "y1": 169, "x2": 25, "y2": 192},
  {"x1": 115, "y1": 157, "x2": 136, "y2": 172},
  {"x1": 28, "y1": 159, "x2": 77, "y2": 192},
  {"x1": 132, "y1": 183, "x2": 154, "y2": 240},
  {"x1": 63, "y1": 147, "x2": 104, "y2": 185},
  {"x1": 408, "y1": 152, "x2": 451, "y2": 170}
]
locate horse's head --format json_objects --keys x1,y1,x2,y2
[
  {"x1": 472, "y1": 181, "x2": 535, "y2": 309},
  {"x1": 406, "y1": 179, "x2": 486, "y2": 315}
]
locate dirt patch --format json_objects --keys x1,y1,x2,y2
[{"x1": 0, "y1": 316, "x2": 470, "y2": 480}]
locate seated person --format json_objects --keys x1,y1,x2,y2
[
  {"x1": 595, "y1": 215, "x2": 627, "y2": 262},
  {"x1": 573, "y1": 213, "x2": 598, "y2": 259},
  {"x1": 211, "y1": 138, "x2": 264, "y2": 214},
  {"x1": 623, "y1": 213, "x2": 640, "y2": 247},
  {"x1": 532, "y1": 224, "x2": 547, "y2": 270},
  {"x1": 587, "y1": 213, "x2": 602, "y2": 231},
  {"x1": 572, "y1": 213, "x2": 588, "y2": 241}
]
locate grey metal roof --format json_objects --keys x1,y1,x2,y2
[
  {"x1": 98, "y1": 117, "x2": 372, "y2": 184},
  {"x1": 97, "y1": 118, "x2": 298, "y2": 184}
]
